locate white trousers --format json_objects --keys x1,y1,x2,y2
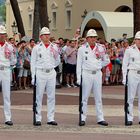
[
  {"x1": 127, "y1": 70, "x2": 140, "y2": 121},
  {"x1": 35, "y1": 69, "x2": 56, "y2": 122},
  {"x1": 81, "y1": 70, "x2": 105, "y2": 122},
  {"x1": 0, "y1": 68, "x2": 12, "y2": 122}
]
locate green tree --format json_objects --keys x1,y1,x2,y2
[{"x1": 0, "y1": 5, "x2": 6, "y2": 22}]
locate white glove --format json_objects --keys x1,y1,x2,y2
[
  {"x1": 31, "y1": 78, "x2": 35, "y2": 85},
  {"x1": 122, "y1": 73, "x2": 127, "y2": 85},
  {"x1": 77, "y1": 79, "x2": 81, "y2": 85},
  {"x1": 122, "y1": 79, "x2": 126, "y2": 85}
]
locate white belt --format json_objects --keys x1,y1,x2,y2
[
  {"x1": 83, "y1": 69, "x2": 100, "y2": 74},
  {"x1": 37, "y1": 68, "x2": 54, "y2": 73},
  {"x1": 0, "y1": 66, "x2": 10, "y2": 70},
  {"x1": 129, "y1": 69, "x2": 140, "y2": 74}
]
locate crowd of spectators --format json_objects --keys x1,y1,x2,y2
[{"x1": 6, "y1": 31, "x2": 132, "y2": 90}]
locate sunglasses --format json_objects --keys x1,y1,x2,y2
[
  {"x1": 40, "y1": 34, "x2": 50, "y2": 36},
  {"x1": 88, "y1": 36, "x2": 97, "y2": 38}
]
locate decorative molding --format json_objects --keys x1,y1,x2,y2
[
  {"x1": 51, "y1": 1, "x2": 58, "y2": 9},
  {"x1": 52, "y1": 28, "x2": 57, "y2": 31},
  {"x1": 28, "y1": 5, "x2": 33, "y2": 12},
  {"x1": 65, "y1": 27, "x2": 72, "y2": 30},
  {"x1": 65, "y1": 0, "x2": 72, "y2": 7}
]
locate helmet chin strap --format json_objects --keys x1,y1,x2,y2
[{"x1": 88, "y1": 41, "x2": 96, "y2": 46}]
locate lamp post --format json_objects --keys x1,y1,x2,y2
[{"x1": 11, "y1": 21, "x2": 17, "y2": 35}]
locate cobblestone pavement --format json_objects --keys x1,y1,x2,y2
[
  {"x1": 0, "y1": 122, "x2": 140, "y2": 135},
  {"x1": 0, "y1": 86, "x2": 140, "y2": 140}
]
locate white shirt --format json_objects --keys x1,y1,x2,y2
[
  {"x1": 0, "y1": 42, "x2": 17, "y2": 67},
  {"x1": 65, "y1": 46, "x2": 77, "y2": 65},
  {"x1": 122, "y1": 44, "x2": 140, "y2": 78},
  {"x1": 31, "y1": 41, "x2": 60, "y2": 78},
  {"x1": 76, "y1": 42, "x2": 110, "y2": 81},
  {"x1": 62, "y1": 45, "x2": 68, "y2": 63}
]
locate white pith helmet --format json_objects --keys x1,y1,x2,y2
[
  {"x1": 135, "y1": 31, "x2": 140, "y2": 39},
  {"x1": 40, "y1": 27, "x2": 50, "y2": 35},
  {"x1": 86, "y1": 29, "x2": 97, "y2": 38},
  {"x1": 0, "y1": 25, "x2": 6, "y2": 34}
]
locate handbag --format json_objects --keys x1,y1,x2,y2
[{"x1": 23, "y1": 59, "x2": 30, "y2": 69}]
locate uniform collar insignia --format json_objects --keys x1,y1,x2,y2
[{"x1": 40, "y1": 42, "x2": 43, "y2": 46}]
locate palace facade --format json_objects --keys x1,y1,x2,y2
[{"x1": 6, "y1": 0, "x2": 133, "y2": 42}]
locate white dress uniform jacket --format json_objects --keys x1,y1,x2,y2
[
  {"x1": 31, "y1": 41, "x2": 60, "y2": 80},
  {"x1": 0, "y1": 42, "x2": 17, "y2": 122},
  {"x1": 31, "y1": 41, "x2": 60, "y2": 122},
  {"x1": 76, "y1": 42, "x2": 110, "y2": 122},
  {"x1": 122, "y1": 45, "x2": 140, "y2": 83},
  {"x1": 0, "y1": 42, "x2": 17, "y2": 66},
  {"x1": 77, "y1": 42, "x2": 110, "y2": 84},
  {"x1": 122, "y1": 44, "x2": 140, "y2": 122}
]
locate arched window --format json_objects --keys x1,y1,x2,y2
[
  {"x1": 115, "y1": 5, "x2": 132, "y2": 12},
  {"x1": 51, "y1": 1, "x2": 58, "y2": 30},
  {"x1": 65, "y1": 0, "x2": 72, "y2": 29}
]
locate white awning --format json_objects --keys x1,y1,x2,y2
[{"x1": 81, "y1": 11, "x2": 133, "y2": 42}]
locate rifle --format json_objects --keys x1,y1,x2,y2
[
  {"x1": 79, "y1": 76, "x2": 83, "y2": 126},
  {"x1": 33, "y1": 75, "x2": 37, "y2": 125},
  {"x1": 124, "y1": 70, "x2": 129, "y2": 125}
]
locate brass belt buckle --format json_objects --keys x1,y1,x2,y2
[
  {"x1": 137, "y1": 70, "x2": 140, "y2": 74},
  {"x1": 0, "y1": 67, "x2": 4, "y2": 70},
  {"x1": 46, "y1": 69, "x2": 50, "y2": 73},
  {"x1": 92, "y1": 71, "x2": 96, "y2": 74}
]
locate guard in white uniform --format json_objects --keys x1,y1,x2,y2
[
  {"x1": 31, "y1": 27, "x2": 60, "y2": 126},
  {"x1": 0, "y1": 25, "x2": 17, "y2": 125},
  {"x1": 77, "y1": 29, "x2": 110, "y2": 126},
  {"x1": 122, "y1": 31, "x2": 140, "y2": 126}
]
